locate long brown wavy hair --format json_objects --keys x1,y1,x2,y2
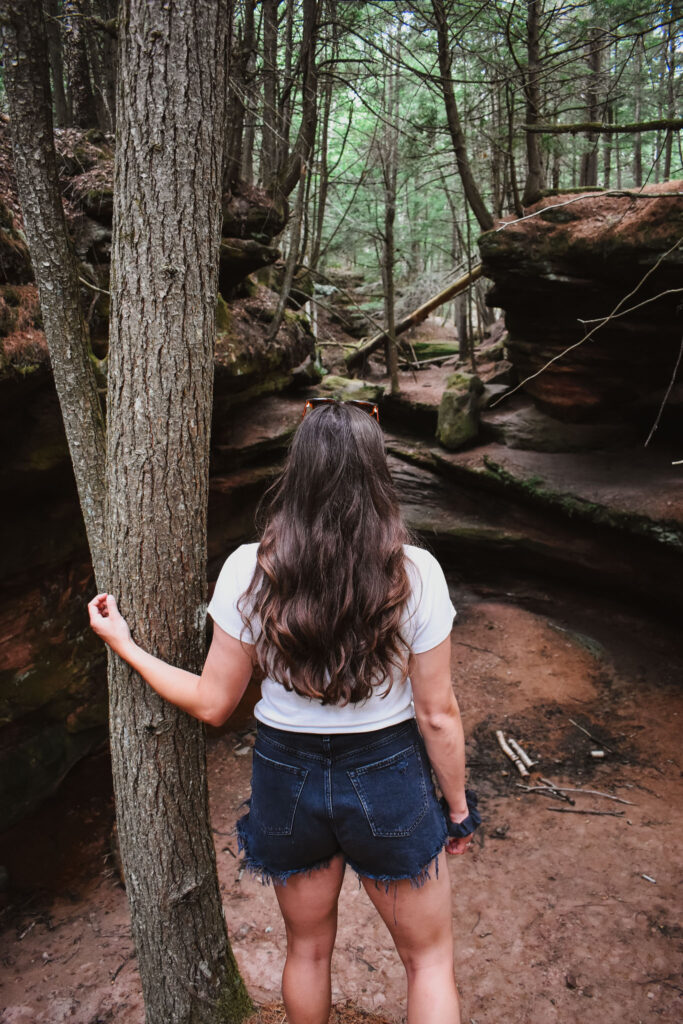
[{"x1": 239, "y1": 401, "x2": 413, "y2": 705}]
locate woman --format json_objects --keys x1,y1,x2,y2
[{"x1": 89, "y1": 399, "x2": 479, "y2": 1024}]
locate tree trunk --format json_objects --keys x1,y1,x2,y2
[
  {"x1": 0, "y1": 0, "x2": 107, "y2": 585},
  {"x1": 259, "y1": 0, "x2": 278, "y2": 191},
  {"x1": 380, "y1": 35, "x2": 400, "y2": 396},
  {"x1": 107, "y1": 2, "x2": 251, "y2": 1021},
  {"x1": 63, "y1": 0, "x2": 99, "y2": 127},
  {"x1": 279, "y1": 0, "x2": 319, "y2": 199},
  {"x1": 239, "y1": 0, "x2": 257, "y2": 185},
  {"x1": 521, "y1": 0, "x2": 544, "y2": 206},
  {"x1": 82, "y1": 0, "x2": 118, "y2": 131},
  {"x1": 579, "y1": 26, "x2": 603, "y2": 187},
  {"x1": 43, "y1": 0, "x2": 70, "y2": 126},
  {"x1": 432, "y1": 0, "x2": 493, "y2": 231},
  {"x1": 663, "y1": 6, "x2": 678, "y2": 180},
  {"x1": 633, "y1": 34, "x2": 644, "y2": 187}
]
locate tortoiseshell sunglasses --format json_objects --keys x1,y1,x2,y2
[{"x1": 301, "y1": 397, "x2": 380, "y2": 423}]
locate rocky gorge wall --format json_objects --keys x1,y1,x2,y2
[
  {"x1": 478, "y1": 183, "x2": 683, "y2": 433},
  {"x1": 0, "y1": 125, "x2": 315, "y2": 831}
]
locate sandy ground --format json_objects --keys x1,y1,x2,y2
[{"x1": 1, "y1": 572, "x2": 681, "y2": 1024}]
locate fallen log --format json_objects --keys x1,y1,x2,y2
[{"x1": 345, "y1": 264, "x2": 483, "y2": 372}]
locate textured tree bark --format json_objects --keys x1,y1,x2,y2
[
  {"x1": 63, "y1": 0, "x2": 99, "y2": 127},
  {"x1": 107, "y1": 2, "x2": 251, "y2": 1021},
  {"x1": 0, "y1": 0, "x2": 107, "y2": 585},
  {"x1": 279, "y1": 0, "x2": 319, "y2": 199},
  {"x1": 259, "y1": 0, "x2": 279, "y2": 191},
  {"x1": 431, "y1": 0, "x2": 494, "y2": 232},
  {"x1": 579, "y1": 26, "x2": 604, "y2": 187},
  {"x1": 43, "y1": 0, "x2": 70, "y2": 126}
]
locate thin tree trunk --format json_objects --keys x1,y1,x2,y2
[
  {"x1": 267, "y1": 164, "x2": 306, "y2": 340},
  {"x1": 43, "y1": 0, "x2": 70, "y2": 126},
  {"x1": 259, "y1": 0, "x2": 278, "y2": 190},
  {"x1": 579, "y1": 25, "x2": 603, "y2": 186},
  {"x1": 279, "y1": 0, "x2": 319, "y2": 199},
  {"x1": 380, "y1": 36, "x2": 400, "y2": 396},
  {"x1": 107, "y1": 2, "x2": 251, "y2": 1021},
  {"x1": 633, "y1": 34, "x2": 644, "y2": 187},
  {"x1": 0, "y1": 0, "x2": 107, "y2": 585},
  {"x1": 432, "y1": 0, "x2": 493, "y2": 231},
  {"x1": 663, "y1": 6, "x2": 678, "y2": 179},
  {"x1": 521, "y1": 0, "x2": 544, "y2": 205},
  {"x1": 505, "y1": 83, "x2": 523, "y2": 216},
  {"x1": 63, "y1": 0, "x2": 99, "y2": 127},
  {"x1": 240, "y1": 0, "x2": 257, "y2": 185}
]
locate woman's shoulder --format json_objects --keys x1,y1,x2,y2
[
  {"x1": 403, "y1": 543, "x2": 443, "y2": 577},
  {"x1": 214, "y1": 542, "x2": 260, "y2": 590}
]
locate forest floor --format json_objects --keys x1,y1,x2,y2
[{"x1": 0, "y1": 573, "x2": 681, "y2": 1024}]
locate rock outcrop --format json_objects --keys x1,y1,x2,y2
[
  {"x1": 479, "y1": 183, "x2": 683, "y2": 428},
  {"x1": 0, "y1": 125, "x2": 313, "y2": 831}
]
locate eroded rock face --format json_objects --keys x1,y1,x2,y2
[
  {"x1": 0, "y1": 124, "x2": 313, "y2": 831},
  {"x1": 479, "y1": 183, "x2": 683, "y2": 424}
]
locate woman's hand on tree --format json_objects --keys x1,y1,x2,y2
[{"x1": 88, "y1": 593, "x2": 133, "y2": 655}]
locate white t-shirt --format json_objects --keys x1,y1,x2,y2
[{"x1": 207, "y1": 543, "x2": 456, "y2": 734}]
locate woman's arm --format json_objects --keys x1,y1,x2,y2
[
  {"x1": 410, "y1": 635, "x2": 471, "y2": 854},
  {"x1": 88, "y1": 593, "x2": 254, "y2": 727}
]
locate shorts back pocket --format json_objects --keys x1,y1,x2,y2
[
  {"x1": 348, "y1": 744, "x2": 428, "y2": 838},
  {"x1": 251, "y1": 749, "x2": 309, "y2": 835}
]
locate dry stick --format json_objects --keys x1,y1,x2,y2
[
  {"x1": 568, "y1": 719, "x2": 615, "y2": 753},
  {"x1": 78, "y1": 274, "x2": 110, "y2": 296},
  {"x1": 346, "y1": 265, "x2": 483, "y2": 369},
  {"x1": 577, "y1": 286, "x2": 683, "y2": 323},
  {"x1": 489, "y1": 232, "x2": 683, "y2": 410},
  {"x1": 644, "y1": 331, "x2": 683, "y2": 447},
  {"x1": 543, "y1": 785, "x2": 635, "y2": 805},
  {"x1": 516, "y1": 783, "x2": 574, "y2": 804},
  {"x1": 547, "y1": 807, "x2": 625, "y2": 817},
  {"x1": 495, "y1": 730, "x2": 529, "y2": 777},
  {"x1": 537, "y1": 777, "x2": 575, "y2": 804}
]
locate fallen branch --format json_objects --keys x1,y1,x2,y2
[
  {"x1": 523, "y1": 117, "x2": 683, "y2": 135},
  {"x1": 78, "y1": 275, "x2": 110, "y2": 296},
  {"x1": 516, "y1": 783, "x2": 575, "y2": 804},
  {"x1": 547, "y1": 807, "x2": 625, "y2": 817},
  {"x1": 568, "y1": 719, "x2": 615, "y2": 753},
  {"x1": 542, "y1": 785, "x2": 635, "y2": 805},
  {"x1": 346, "y1": 265, "x2": 482, "y2": 371},
  {"x1": 645, "y1": 331, "x2": 683, "y2": 447},
  {"x1": 495, "y1": 730, "x2": 529, "y2": 777}
]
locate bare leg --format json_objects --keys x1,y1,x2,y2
[
  {"x1": 274, "y1": 854, "x2": 346, "y2": 1024},
  {"x1": 361, "y1": 852, "x2": 460, "y2": 1024}
]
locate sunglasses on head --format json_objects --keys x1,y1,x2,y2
[{"x1": 301, "y1": 398, "x2": 380, "y2": 423}]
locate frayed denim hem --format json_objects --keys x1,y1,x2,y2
[
  {"x1": 345, "y1": 829, "x2": 448, "y2": 894},
  {"x1": 236, "y1": 817, "x2": 338, "y2": 887}
]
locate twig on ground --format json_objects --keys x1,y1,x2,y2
[
  {"x1": 568, "y1": 719, "x2": 615, "y2": 753},
  {"x1": 495, "y1": 730, "x2": 529, "y2": 777},
  {"x1": 516, "y1": 783, "x2": 575, "y2": 804},
  {"x1": 547, "y1": 807, "x2": 625, "y2": 817},
  {"x1": 542, "y1": 785, "x2": 635, "y2": 805}
]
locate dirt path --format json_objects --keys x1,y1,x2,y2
[{"x1": 1, "y1": 581, "x2": 681, "y2": 1024}]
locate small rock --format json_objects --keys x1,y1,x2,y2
[{"x1": 565, "y1": 972, "x2": 577, "y2": 989}]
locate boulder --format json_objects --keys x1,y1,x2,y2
[
  {"x1": 436, "y1": 373, "x2": 483, "y2": 450},
  {"x1": 218, "y1": 238, "x2": 281, "y2": 298},
  {"x1": 479, "y1": 182, "x2": 683, "y2": 425},
  {"x1": 222, "y1": 184, "x2": 287, "y2": 242}
]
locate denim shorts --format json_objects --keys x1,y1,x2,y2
[{"x1": 236, "y1": 718, "x2": 449, "y2": 888}]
